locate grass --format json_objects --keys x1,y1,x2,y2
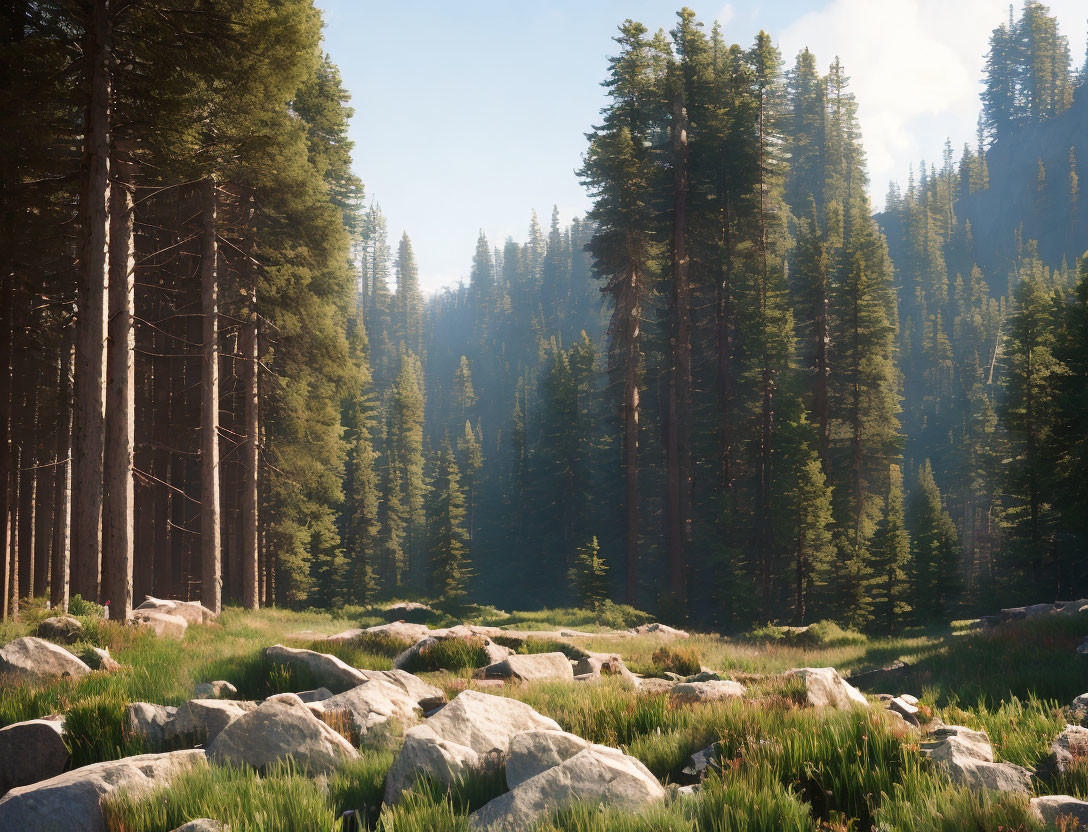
[{"x1": 5, "y1": 602, "x2": 1088, "y2": 831}]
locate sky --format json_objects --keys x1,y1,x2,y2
[{"x1": 316, "y1": 1, "x2": 1087, "y2": 294}]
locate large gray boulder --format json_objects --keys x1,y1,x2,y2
[
  {"x1": 629, "y1": 623, "x2": 689, "y2": 638},
  {"x1": 311, "y1": 679, "x2": 422, "y2": 742},
  {"x1": 0, "y1": 749, "x2": 206, "y2": 832},
  {"x1": 393, "y1": 634, "x2": 513, "y2": 672},
  {"x1": 0, "y1": 717, "x2": 68, "y2": 795},
  {"x1": 1030, "y1": 795, "x2": 1088, "y2": 827},
  {"x1": 264, "y1": 644, "x2": 368, "y2": 693},
  {"x1": 358, "y1": 621, "x2": 433, "y2": 643},
  {"x1": 0, "y1": 636, "x2": 91, "y2": 682},
  {"x1": 208, "y1": 700, "x2": 359, "y2": 774},
  {"x1": 786, "y1": 667, "x2": 868, "y2": 709},
  {"x1": 922, "y1": 725, "x2": 1033, "y2": 793},
  {"x1": 468, "y1": 746, "x2": 665, "y2": 832},
  {"x1": 572, "y1": 653, "x2": 637, "y2": 685},
  {"x1": 384, "y1": 690, "x2": 561, "y2": 802},
  {"x1": 166, "y1": 699, "x2": 256, "y2": 746},
  {"x1": 36, "y1": 615, "x2": 84, "y2": 644},
  {"x1": 670, "y1": 680, "x2": 745, "y2": 705},
  {"x1": 124, "y1": 702, "x2": 178, "y2": 748},
  {"x1": 134, "y1": 596, "x2": 216, "y2": 625},
  {"x1": 482, "y1": 653, "x2": 575, "y2": 684},
  {"x1": 133, "y1": 610, "x2": 188, "y2": 638},
  {"x1": 505, "y1": 729, "x2": 591, "y2": 787},
  {"x1": 1057, "y1": 599, "x2": 1088, "y2": 616}
]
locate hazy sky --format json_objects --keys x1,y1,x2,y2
[{"x1": 316, "y1": 1, "x2": 1087, "y2": 294}]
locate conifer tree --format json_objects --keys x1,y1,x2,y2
[
  {"x1": 427, "y1": 436, "x2": 470, "y2": 602},
  {"x1": 570, "y1": 536, "x2": 610, "y2": 610},
  {"x1": 868, "y1": 464, "x2": 911, "y2": 632},
  {"x1": 394, "y1": 233, "x2": 423, "y2": 356},
  {"x1": 907, "y1": 460, "x2": 960, "y2": 620}
]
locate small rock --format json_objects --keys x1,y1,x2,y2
[
  {"x1": 922, "y1": 725, "x2": 1033, "y2": 793},
  {"x1": 0, "y1": 717, "x2": 68, "y2": 795},
  {"x1": 89, "y1": 646, "x2": 120, "y2": 672},
  {"x1": 888, "y1": 696, "x2": 921, "y2": 725},
  {"x1": 35, "y1": 615, "x2": 84, "y2": 644},
  {"x1": 472, "y1": 678, "x2": 506, "y2": 690},
  {"x1": 296, "y1": 687, "x2": 334, "y2": 703},
  {"x1": 670, "y1": 680, "x2": 745, "y2": 705},
  {"x1": 679, "y1": 742, "x2": 725, "y2": 784},
  {"x1": 0, "y1": 637, "x2": 91, "y2": 682},
  {"x1": 1030, "y1": 795, "x2": 1088, "y2": 827},
  {"x1": 629, "y1": 622, "x2": 689, "y2": 638},
  {"x1": 170, "y1": 820, "x2": 228, "y2": 832},
  {"x1": 1036, "y1": 724, "x2": 1088, "y2": 778},
  {"x1": 134, "y1": 610, "x2": 188, "y2": 638},
  {"x1": 194, "y1": 680, "x2": 238, "y2": 699},
  {"x1": 1071, "y1": 692, "x2": 1088, "y2": 716},
  {"x1": 786, "y1": 667, "x2": 868, "y2": 709},
  {"x1": 208, "y1": 700, "x2": 359, "y2": 774},
  {"x1": 899, "y1": 693, "x2": 919, "y2": 706},
  {"x1": 482, "y1": 653, "x2": 575, "y2": 684},
  {"x1": 0, "y1": 749, "x2": 206, "y2": 831},
  {"x1": 263, "y1": 692, "x2": 305, "y2": 706},
  {"x1": 572, "y1": 653, "x2": 637, "y2": 685},
  {"x1": 125, "y1": 702, "x2": 178, "y2": 748},
  {"x1": 468, "y1": 746, "x2": 665, "y2": 832}
]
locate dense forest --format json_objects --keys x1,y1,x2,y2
[{"x1": 1, "y1": 1, "x2": 1087, "y2": 631}]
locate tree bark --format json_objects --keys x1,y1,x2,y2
[
  {"x1": 200, "y1": 177, "x2": 221, "y2": 614},
  {"x1": 17, "y1": 352, "x2": 39, "y2": 599},
  {"x1": 666, "y1": 94, "x2": 690, "y2": 612},
  {"x1": 240, "y1": 195, "x2": 259, "y2": 610},
  {"x1": 51, "y1": 333, "x2": 73, "y2": 610},
  {"x1": 71, "y1": 0, "x2": 111, "y2": 602},
  {"x1": 102, "y1": 148, "x2": 135, "y2": 620}
]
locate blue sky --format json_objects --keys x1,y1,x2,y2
[{"x1": 316, "y1": 1, "x2": 1087, "y2": 293}]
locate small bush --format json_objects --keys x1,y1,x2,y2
[
  {"x1": 651, "y1": 645, "x2": 702, "y2": 677},
  {"x1": 512, "y1": 637, "x2": 585, "y2": 661},
  {"x1": 744, "y1": 620, "x2": 866, "y2": 648},
  {"x1": 69, "y1": 594, "x2": 105, "y2": 618},
  {"x1": 400, "y1": 637, "x2": 491, "y2": 673}
]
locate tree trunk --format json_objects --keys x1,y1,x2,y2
[
  {"x1": 33, "y1": 443, "x2": 55, "y2": 601},
  {"x1": 102, "y1": 148, "x2": 135, "y2": 620},
  {"x1": 240, "y1": 196, "x2": 259, "y2": 610},
  {"x1": 200, "y1": 177, "x2": 221, "y2": 614},
  {"x1": 666, "y1": 94, "x2": 690, "y2": 612},
  {"x1": 0, "y1": 263, "x2": 10, "y2": 619},
  {"x1": 17, "y1": 353, "x2": 39, "y2": 599},
  {"x1": 71, "y1": 0, "x2": 111, "y2": 602},
  {"x1": 51, "y1": 333, "x2": 73, "y2": 610}
]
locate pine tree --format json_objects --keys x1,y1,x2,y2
[
  {"x1": 868, "y1": 464, "x2": 911, "y2": 632},
  {"x1": 393, "y1": 233, "x2": 423, "y2": 356},
  {"x1": 570, "y1": 536, "x2": 609, "y2": 610},
  {"x1": 427, "y1": 436, "x2": 470, "y2": 602},
  {"x1": 458, "y1": 420, "x2": 483, "y2": 546},
  {"x1": 907, "y1": 460, "x2": 960, "y2": 621},
  {"x1": 392, "y1": 352, "x2": 426, "y2": 583}
]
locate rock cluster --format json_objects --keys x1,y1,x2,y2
[{"x1": 922, "y1": 725, "x2": 1033, "y2": 793}]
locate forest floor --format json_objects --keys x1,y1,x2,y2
[{"x1": 2, "y1": 600, "x2": 1087, "y2": 831}]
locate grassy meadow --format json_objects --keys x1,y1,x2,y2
[{"x1": 1, "y1": 600, "x2": 1086, "y2": 831}]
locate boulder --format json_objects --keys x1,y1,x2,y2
[
  {"x1": 296, "y1": 687, "x2": 334, "y2": 703},
  {"x1": 1072, "y1": 692, "x2": 1088, "y2": 717},
  {"x1": 670, "y1": 680, "x2": 745, "y2": 705},
  {"x1": 124, "y1": 702, "x2": 178, "y2": 748},
  {"x1": 208, "y1": 700, "x2": 359, "y2": 775},
  {"x1": 846, "y1": 660, "x2": 912, "y2": 690},
  {"x1": 0, "y1": 749, "x2": 206, "y2": 832},
  {"x1": 505, "y1": 729, "x2": 591, "y2": 787},
  {"x1": 89, "y1": 647, "x2": 120, "y2": 672},
  {"x1": 170, "y1": 821, "x2": 227, "y2": 832},
  {"x1": 482, "y1": 653, "x2": 575, "y2": 684},
  {"x1": 134, "y1": 596, "x2": 216, "y2": 625},
  {"x1": 194, "y1": 680, "x2": 238, "y2": 699},
  {"x1": 264, "y1": 644, "x2": 367, "y2": 693},
  {"x1": 888, "y1": 696, "x2": 921, "y2": 726},
  {"x1": 468, "y1": 746, "x2": 665, "y2": 832},
  {"x1": 629, "y1": 623, "x2": 689, "y2": 638},
  {"x1": 360, "y1": 621, "x2": 433, "y2": 643},
  {"x1": 263, "y1": 692, "x2": 305, "y2": 706},
  {"x1": 1030, "y1": 795, "x2": 1088, "y2": 828},
  {"x1": 35, "y1": 615, "x2": 84, "y2": 644},
  {"x1": 394, "y1": 634, "x2": 512, "y2": 672},
  {"x1": 635, "y1": 677, "x2": 675, "y2": 695},
  {"x1": 167, "y1": 699, "x2": 256, "y2": 746},
  {"x1": 922, "y1": 725, "x2": 1033, "y2": 793},
  {"x1": 384, "y1": 690, "x2": 561, "y2": 802},
  {"x1": 0, "y1": 717, "x2": 68, "y2": 796},
  {"x1": 571, "y1": 654, "x2": 637, "y2": 685},
  {"x1": 1057, "y1": 599, "x2": 1088, "y2": 616},
  {"x1": 998, "y1": 603, "x2": 1059, "y2": 623},
  {"x1": 679, "y1": 742, "x2": 725, "y2": 784},
  {"x1": 786, "y1": 667, "x2": 868, "y2": 709},
  {"x1": 322, "y1": 628, "x2": 367, "y2": 644},
  {"x1": 312, "y1": 679, "x2": 422, "y2": 741},
  {"x1": 1036, "y1": 724, "x2": 1088, "y2": 778},
  {"x1": 134, "y1": 610, "x2": 188, "y2": 639},
  {"x1": 383, "y1": 601, "x2": 435, "y2": 622},
  {"x1": 0, "y1": 636, "x2": 91, "y2": 682},
  {"x1": 355, "y1": 668, "x2": 446, "y2": 711}
]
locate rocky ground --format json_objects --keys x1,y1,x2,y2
[{"x1": 0, "y1": 599, "x2": 1086, "y2": 831}]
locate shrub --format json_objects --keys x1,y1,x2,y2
[
  {"x1": 651, "y1": 645, "x2": 702, "y2": 677},
  {"x1": 744, "y1": 620, "x2": 866, "y2": 648},
  {"x1": 69, "y1": 594, "x2": 105, "y2": 618}
]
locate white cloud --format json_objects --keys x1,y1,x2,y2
[
  {"x1": 779, "y1": 0, "x2": 1087, "y2": 209},
  {"x1": 717, "y1": 3, "x2": 735, "y2": 27}
]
